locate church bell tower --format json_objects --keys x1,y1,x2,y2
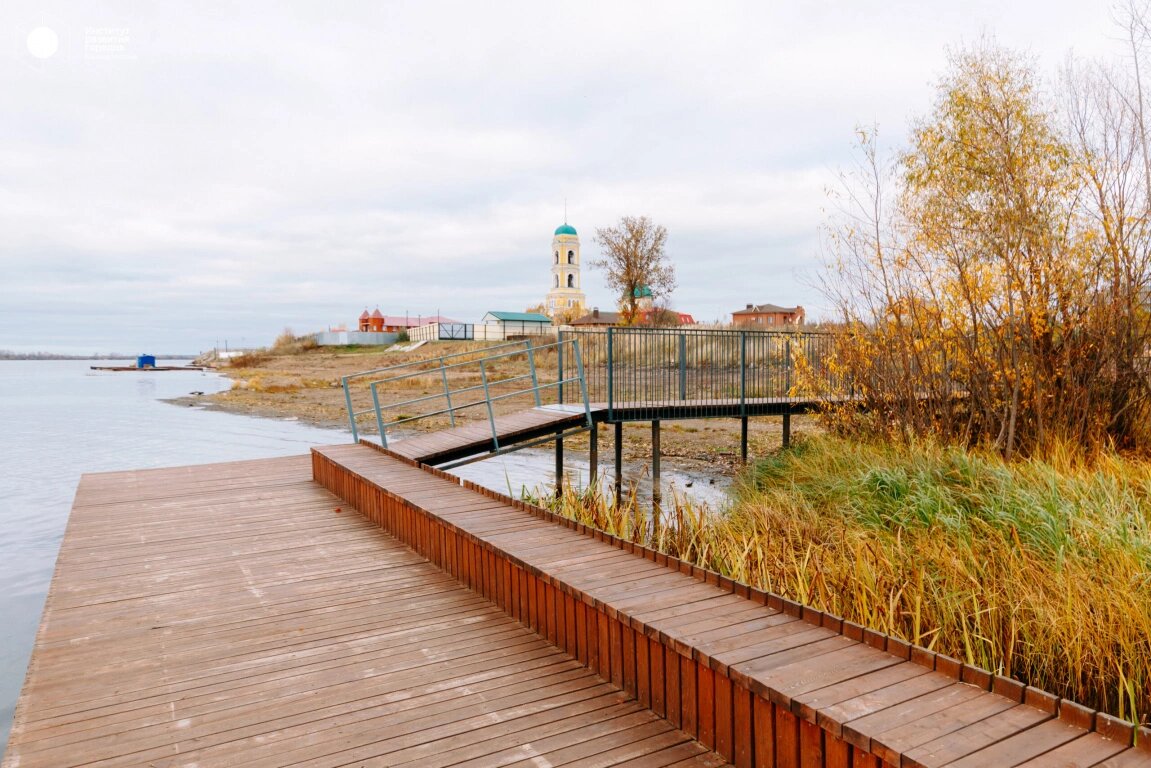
[{"x1": 545, "y1": 222, "x2": 586, "y2": 318}]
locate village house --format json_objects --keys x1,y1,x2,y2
[
  {"x1": 569, "y1": 308, "x2": 622, "y2": 327},
  {"x1": 731, "y1": 303, "x2": 805, "y2": 327},
  {"x1": 315, "y1": 308, "x2": 459, "y2": 346},
  {"x1": 359, "y1": 308, "x2": 456, "y2": 333},
  {"x1": 482, "y1": 311, "x2": 553, "y2": 336},
  {"x1": 569, "y1": 306, "x2": 695, "y2": 327}
]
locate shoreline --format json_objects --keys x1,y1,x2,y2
[{"x1": 176, "y1": 348, "x2": 819, "y2": 479}]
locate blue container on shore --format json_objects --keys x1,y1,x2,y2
[{"x1": 137, "y1": 355, "x2": 157, "y2": 369}]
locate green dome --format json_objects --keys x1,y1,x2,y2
[{"x1": 554, "y1": 223, "x2": 577, "y2": 236}]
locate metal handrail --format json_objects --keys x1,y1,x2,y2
[
  {"x1": 558, "y1": 327, "x2": 834, "y2": 423},
  {"x1": 360, "y1": 341, "x2": 554, "y2": 389},
  {"x1": 373, "y1": 372, "x2": 535, "y2": 412},
  {"x1": 342, "y1": 339, "x2": 536, "y2": 440},
  {"x1": 375, "y1": 375, "x2": 584, "y2": 425},
  {"x1": 344, "y1": 337, "x2": 591, "y2": 449},
  {"x1": 344, "y1": 338, "x2": 532, "y2": 383}
]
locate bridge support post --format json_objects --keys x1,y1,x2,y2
[
  {"x1": 588, "y1": 423, "x2": 598, "y2": 489},
  {"x1": 555, "y1": 433, "x2": 564, "y2": 499},
  {"x1": 740, "y1": 416, "x2": 749, "y2": 463},
  {"x1": 651, "y1": 420, "x2": 661, "y2": 520},
  {"x1": 614, "y1": 422, "x2": 623, "y2": 507}
]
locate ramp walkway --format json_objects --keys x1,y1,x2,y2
[
  {"x1": 382, "y1": 397, "x2": 837, "y2": 468},
  {"x1": 386, "y1": 405, "x2": 588, "y2": 466}
]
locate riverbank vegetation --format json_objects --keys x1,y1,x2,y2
[
  {"x1": 820, "y1": 33, "x2": 1151, "y2": 458},
  {"x1": 539, "y1": 434, "x2": 1151, "y2": 724},
  {"x1": 532, "y1": 31, "x2": 1151, "y2": 726}
]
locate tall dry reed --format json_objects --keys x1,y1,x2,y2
[{"x1": 534, "y1": 435, "x2": 1151, "y2": 725}]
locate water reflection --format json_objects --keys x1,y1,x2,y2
[{"x1": 134, "y1": 375, "x2": 157, "y2": 399}]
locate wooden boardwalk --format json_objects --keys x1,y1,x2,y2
[
  {"x1": 3, "y1": 456, "x2": 727, "y2": 768},
  {"x1": 313, "y1": 443, "x2": 1151, "y2": 768},
  {"x1": 7, "y1": 445, "x2": 1148, "y2": 767}
]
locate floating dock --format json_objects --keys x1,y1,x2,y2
[{"x1": 89, "y1": 365, "x2": 206, "y2": 372}]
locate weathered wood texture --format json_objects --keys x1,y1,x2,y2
[
  {"x1": 313, "y1": 443, "x2": 1151, "y2": 768},
  {"x1": 3, "y1": 455, "x2": 726, "y2": 768}
]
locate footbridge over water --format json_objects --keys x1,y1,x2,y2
[{"x1": 340, "y1": 329, "x2": 846, "y2": 501}]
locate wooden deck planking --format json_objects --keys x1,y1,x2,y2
[
  {"x1": 11, "y1": 440, "x2": 1148, "y2": 767},
  {"x1": 314, "y1": 443, "x2": 1151, "y2": 767},
  {"x1": 3, "y1": 455, "x2": 729, "y2": 768}
]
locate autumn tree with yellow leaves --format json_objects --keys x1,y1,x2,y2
[{"x1": 823, "y1": 39, "x2": 1151, "y2": 457}]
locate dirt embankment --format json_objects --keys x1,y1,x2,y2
[{"x1": 178, "y1": 344, "x2": 819, "y2": 476}]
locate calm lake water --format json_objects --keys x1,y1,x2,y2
[
  {"x1": 0, "y1": 360, "x2": 353, "y2": 752},
  {"x1": 0, "y1": 360, "x2": 727, "y2": 754}
]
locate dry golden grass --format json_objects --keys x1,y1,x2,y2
[{"x1": 535, "y1": 435, "x2": 1151, "y2": 726}]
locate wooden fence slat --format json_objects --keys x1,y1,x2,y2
[{"x1": 753, "y1": 696, "x2": 774, "y2": 768}]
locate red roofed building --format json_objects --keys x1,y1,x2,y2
[
  {"x1": 731, "y1": 303, "x2": 805, "y2": 327},
  {"x1": 380, "y1": 314, "x2": 458, "y2": 332},
  {"x1": 359, "y1": 308, "x2": 386, "y2": 332},
  {"x1": 635, "y1": 308, "x2": 694, "y2": 326},
  {"x1": 357, "y1": 308, "x2": 458, "y2": 333}
]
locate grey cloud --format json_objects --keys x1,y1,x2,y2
[{"x1": 0, "y1": 0, "x2": 1122, "y2": 353}]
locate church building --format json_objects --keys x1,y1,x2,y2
[{"x1": 545, "y1": 222, "x2": 586, "y2": 318}]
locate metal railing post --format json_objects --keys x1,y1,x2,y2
[
  {"x1": 573, "y1": 339, "x2": 592, "y2": 428},
  {"x1": 785, "y1": 338, "x2": 792, "y2": 394},
  {"x1": 558, "y1": 332, "x2": 565, "y2": 405},
  {"x1": 678, "y1": 333, "x2": 687, "y2": 401},
  {"x1": 439, "y1": 357, "x2": 456, "y2": 427},
  {"x1": 526, "y1": 338, "x2": 542, "y2": 406},
  {"x1": 479, "y1": 359, "x2": 499, "y2": 450},
  {"x1": 343, "y1": 376, "x2": 358, "y2": 443},
  {"x1": 607, "y1": 327, "x2": 615, "y2": 421},
  {"x1": 783, "y1": 337, "x2": 793, "y2": 449},
  {"x1": 370, "y1": 382, "x2": 388, "y2": 448},
  {"x1": 740, "y1": 331, "x2": 747, "y2": 417}
]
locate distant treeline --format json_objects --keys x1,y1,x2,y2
[{"x1": 0, "y1": 351, "x2": 196, "y2": 360}]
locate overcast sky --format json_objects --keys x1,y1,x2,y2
[{"x1": 0, "y1": 1, "x2": 1123, "y2": 354}]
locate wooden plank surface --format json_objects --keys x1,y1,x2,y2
[
  {"x1": 313, "y1": 443, "x2": 1151, "y2": 768},
  {"x1": 3, "y1": 455, "x2": 728, "y2": 768}
]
